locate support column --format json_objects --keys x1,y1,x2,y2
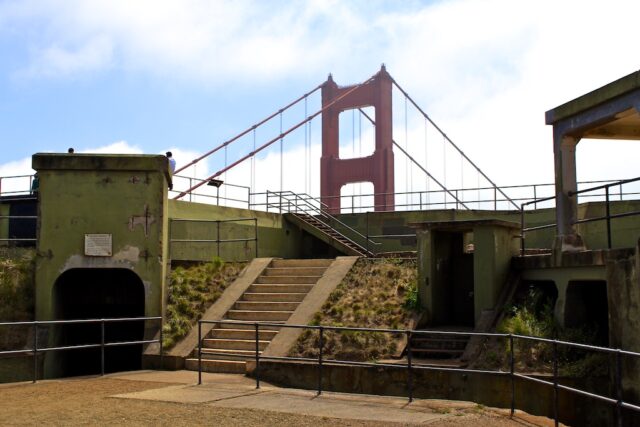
[{"x1": 553, "y1": 133, "x2": 585, "y2": 253}]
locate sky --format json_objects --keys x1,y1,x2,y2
[{"x1": 1, "y1": 0, "x2": 640, "y2": 206}]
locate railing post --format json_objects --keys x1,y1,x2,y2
[
  {"x1": 365, "y1": 212, "x2": 370, "y2": 254},
  {"x1": 255, "y1": 322, "x2": 260, "y2": 389},
  {"x1": 216, "y1": 221, "x2": 221, "y2": 258},
  {"x1": 619, "y1": 183, "x2": 623, "y2": 201},
  {"x1": 32, "y1": 322, "x2": 38, "y2": 383},
  {"x1": 520, "y1": 205, "x2": 525, "y2": 256},
  {"x1": 455, "y1": 190, "x2": 459, "y2": 210},
  {"x1": 318, "y1": 326, "x2": 324, "y2": 395},
  {"x1": 615, "y1": 350, "x2": 623, "y2": 427},
  {"x1": 509, "y1": 334, "x2": 515, "y2": 417},
  {"x1": 159, "y1": 318, "x2": 164, "y2": 370},
  {"x1": 198, "y1": 321, "x2": 202, "y2": 385},
  {"x1": 419, "y1": 192, "x2": 423, "y2": 210},
  {"x1": 494, "y1": 186, "x2": 497, "y2": 210},
  {"x1": 533, "y1": 185, "x2": 538, "y2": 209},
  {"x1": 352, "y1": 195, "x2": 355, "y2": 214},
  {"x1": 189, "y1": 178, "x2": 193, "y2": 202},
  {"x1": 101, "y1": 319, "x2": 105, "y2": 376},
  {"x1": 606, "y1": 186, "x2": 612, "y2": 249},
  {"x1": 553, "y1": 340, "x2": 559, "y2": 427},
  {"x1": 406, "y1": 330, "x2": 413, "y2": 402},
  {"x1": 254, "y1": 218, "x2": 258, "y2": 258}
]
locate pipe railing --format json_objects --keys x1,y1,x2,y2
[
  {"x1": 169, "y1": 175, "x2": 250, "y2": 208},
  {"x1": 197, "y1": 319, "x2": 640, "y2": 427},
  {"x1": 169, "y1": 217, "x2": 258, "y2": 261},
  {"x1": 264, "y1": 190, "x2": 379, "y2": 255},
  {"x1": 0, "y1": 316, "x2": 163, "y2": 383},
  {"x1": 520, "y1": 176, "x2": 640, "y2": 253},
  {"x1": 0, "y1": 174, "x2": 35, "y2": 197}
]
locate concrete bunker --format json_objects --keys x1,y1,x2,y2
[{"x1": 50, "y1": 268, "x2": 145, "y2": 377}]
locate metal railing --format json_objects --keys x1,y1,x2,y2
[
  {"x1": 520, "y1": 176, "x2": 640, "y2": 253},
  {"x1": 0, "y1": 316, "x2": 162, "y2": 383},
  {"x1": 169, "y1": 217, "x2": 258, "y2": 261},
  {"x1": 197, "y1": 319, "x2": 640, "y2": 427},
  {"x1": 249, "y1": 178, "x2": 639, "y2": 215},
  {"x1": 0, "y1": 214, "x2": 38, "y2": 244},
  {"x1": 263, "y1": 190, "x2": 378, "y2": 255},
  {"x1": 0, "y1": 174, "x2": 35, "y2": 197},
  {"x1": 169, "y1": 175, "x2": 250, "y2": 208}
]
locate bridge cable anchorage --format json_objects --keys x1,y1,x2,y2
[
  {"x1": 175, "y1": 75, "x2": 377, "y2": 200},
  {"x1": 174, "y1": 84, "x2": 322, "y2": 175},
  {"x1": 390, "y1": 77, "x2": 519, "y2": 210},
  {"x1": 358, "y1": 108, "x2": 469, "y2": 210}
]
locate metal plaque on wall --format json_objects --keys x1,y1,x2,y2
[{"x1": 84, "y1": 234, "x2": 113, "y2": 256}]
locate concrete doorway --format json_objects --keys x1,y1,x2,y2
[{"x1": 50, "y1": 268, "x2": 145, "y2": 377}]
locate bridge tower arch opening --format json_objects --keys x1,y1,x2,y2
[{"x1": 51, "y1": 268, "x2": 145, "y2": 377}]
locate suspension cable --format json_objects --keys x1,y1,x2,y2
[
  {"x1": 175, "y1": 85, "x2": 322, "y2": 175},
  {"x1": 175, "y1": 76, "x2": 377, "y2": 199},
  {"x1": 390, "y1": 77, "x2": 519, "y2": 210},
  {"x1": 358, "y1": 108, "x2": 469, "y2": 209}
]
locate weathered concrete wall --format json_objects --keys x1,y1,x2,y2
[
  {"x1": 255, "y1": 361, "x2": 626, "y2": 426},
  {"x1": 168, "y1": 200, "x2": 302, "y2": 262},
  {"x1": 32, "y1": 153, "x2": 170, "y2": 327}
]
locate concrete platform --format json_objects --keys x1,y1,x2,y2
[{"x1": 109, "y1": 370, "x2": 558, "y2": 426}]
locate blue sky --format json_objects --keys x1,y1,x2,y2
[{"x1": 1, "y1": 0, "x2": 640, "y2": 201}]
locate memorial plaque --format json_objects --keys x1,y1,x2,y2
[{"x1": 84, "y1": 234, "x2": 112, "y2": 256}]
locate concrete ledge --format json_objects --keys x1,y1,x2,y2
[
  {"x1": 157, "y1": 257, "x2": 273, "y2": 368},
  {"x1": 260, "y1": 256, "x2": 359, "y2": 359}
]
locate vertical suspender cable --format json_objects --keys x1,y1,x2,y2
[
  {"x1": 443, "y1": 135, "x2": 447, "y2": 206},
  {"x1": 304, "y1": 97, "x2": 308, "y2": 195},
  {"x1": 352, "y1": 109, "x2": 356, "y2": 210},
  {"x1": 425, "y1": 117, "x2": 429, "y2": 206},
  {"x1": 224, "y1": 145, "x2": 227, "y2": 203},
  {"x1": 359, "y1": 111, "x2": 362, "y2": 210},
  {"x1": 460, "y1": 152, "x2": 464, "y2": 204},
  {"x1": 251, "y1": 128, "x2": 256, "y2": 200},
  {"x1": 279, "y1": 111, "x2": 283, "y2": 194}
]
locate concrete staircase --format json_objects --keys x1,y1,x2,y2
[{"x1": 185, "y1": 259, "x2": 333, "y2": 373}]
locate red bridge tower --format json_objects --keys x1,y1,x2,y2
[{"x1": 321, "y1": 65, "x2": 395, "y2": 213}]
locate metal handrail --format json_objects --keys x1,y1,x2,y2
[
  {"x1": 266, "y1": 190, "x2": 378, "y2": 255},
  {"x1": 168, "y1": 217, "x2": 258, "y2": 260},
  {"x1": 197, "y1": 319, "x2": 640, "y2": 426},
  {"x1": 0, "y1": 316, "x2": 163, "y2": 383},
  {"x1": 520, "y1": 176, "x2": 640, "y2": 253}
]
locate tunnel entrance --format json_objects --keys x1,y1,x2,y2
[
  {"x1": 52, "y1": 268, "x2": 145, "y2": 377},
  {"x1": 564, "y1": 280, "x2": 609, "y2": 346}
]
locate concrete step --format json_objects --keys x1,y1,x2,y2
[
  {"x1": 217, "y1": 321, "x2": 284, "y2": 330},
  {"x1": 248, "y1": 284, "x2": 313, "y2": 293},
  {"x1": 200, "y1": 348, "x2": 261, "y2": 359},
  {"x1": 203, "y1": 338, "x2": 269, "y2": 351},
  {"x1": 242, "y1": 292, "x2": 307, "y2": 302},
  {"x1": 263, "y1": 267, "x2": 327, "y2": 276},
  {"x1": 185, "y1": 358, "x2": 246, "y2": 374},
  {"x1": 226, "y1": 310, "x2": 294, "y2": 321},
  {"x1": 234, "y1": 301, "x2": 299, "y2": 311},
  {"x1": 256, "y1": 275, "x2": 321, "y2": 284},
  {"x1": 209, "y1": 328, "x2": 278, "y2": 340},
  {"x1": 271, "y1": 259, "x2": 333, "y2": 268}
]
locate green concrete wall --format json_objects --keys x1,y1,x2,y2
[
  {"x1": 32, "y1": 154, "x2": 170, "y2": 345},
  {"x1": 168, "y1": 200, "x2": 302, "y2": 262}
]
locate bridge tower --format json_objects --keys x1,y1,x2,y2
[{"x1": 321, "y1": 65, "x2": 394, "y2": 212}]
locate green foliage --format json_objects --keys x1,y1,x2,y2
[{"x1": 402, "y1": 280, "x2": 421, "y2": 312}]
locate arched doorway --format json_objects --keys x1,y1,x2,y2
[{"x1": 51, "y1": 268, "x2": 145, "y2": 377}]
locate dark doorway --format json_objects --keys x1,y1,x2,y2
[
  {"x1": 564, "y1": 280, "x2": 608, "y2": 346},
  {"x1": 432, "y1": 231, "x2": 474, "y2": 327},
  {"x1": 52, "y1": 268, "x2": 145, "y2": 377}
]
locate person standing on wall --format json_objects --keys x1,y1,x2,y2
[{"x1": 166, "y1": 151, "x2": 176, "y2": 190}]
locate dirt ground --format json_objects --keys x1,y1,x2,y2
[{"x1": 0, "y1": 374, "x2": 556, "y2": 426}]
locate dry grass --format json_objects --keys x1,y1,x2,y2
[
  {"x1": 290, "y1": 258, "x2": 418, "y2": 362},
  {"x1": 163, "y1": 259, "x2": 245, "y2": 349}
]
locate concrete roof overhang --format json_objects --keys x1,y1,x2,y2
[{"x1": 546, "y1": 70, "x2": 640, "y2": 140}]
